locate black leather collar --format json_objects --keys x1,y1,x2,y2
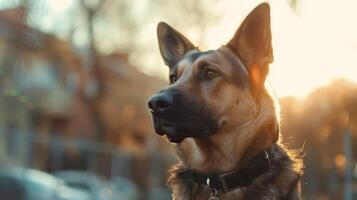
[{"x1": 178, "y1": 149, "x2": 273, "y2": 192}]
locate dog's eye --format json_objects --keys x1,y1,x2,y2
[
  {"x1": 170, "y1": 74, "x2": 177, "y2": 84},
  {"x1": 204, "y1": 69, "x2": 219, "y2": 80}
]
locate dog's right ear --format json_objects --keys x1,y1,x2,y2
[{"x1": 157, "y1": 22, "x2": 196, "y2": 67}]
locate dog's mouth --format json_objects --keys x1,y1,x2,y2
[
  {"x1": 151, "y1": 113, "x2": 218, "y2": 143},
  {"x1": 152, "y1": 116, "x2": 186, "y2": 143}
]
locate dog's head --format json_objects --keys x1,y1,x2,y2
[{"x1": 148, "y1": 3, "x2": 275, "y2": 143}]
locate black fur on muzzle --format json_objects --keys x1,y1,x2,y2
[{"x1": 148, "y1": 88, "x2": 218, "y2": 143}]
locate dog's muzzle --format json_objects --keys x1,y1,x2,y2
[
  {"x1": 148, "y1": 91, "x2": 185, "y2": 143},
  {"x1": 148, "y1": 89, "x2": 218, "y2": 143}
]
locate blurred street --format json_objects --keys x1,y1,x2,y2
[{"x1": 0, "y1": 0, "x2": 357, "y2": 200}]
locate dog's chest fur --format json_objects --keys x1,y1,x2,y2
[{"x1": 168, "y1": 144, "x2": 302, "y2": 200}]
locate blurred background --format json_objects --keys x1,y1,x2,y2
[{"x1": 0, "y1": 0, "x2": 356, "y2": 199}]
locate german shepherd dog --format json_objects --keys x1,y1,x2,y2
[{"x1": 148, "y1": 3, "x2": 303, "y2": 200}]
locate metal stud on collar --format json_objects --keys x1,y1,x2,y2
[{"x1": 264, "y1": 150, "x2": 272, "y2": 168}]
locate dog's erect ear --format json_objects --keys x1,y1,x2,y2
[
  {"x1": 227, "y1": 3, "x2": 273, "y2": 90},
  {"x1": 228, "y1": 3, "x2": 273, "y2": 67},
  {"x1": 157, "y1": 22, "x2": 196, "y2": 67}
]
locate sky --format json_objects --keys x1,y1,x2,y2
[
  {"x1": 0, "y1": 0, "x2": 356, "y2": 99},
  {"x1": 200, "y1": 0, "x2": 357, "y2": 98}
]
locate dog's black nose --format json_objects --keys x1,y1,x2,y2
[{"x1": 148, "y1": 93, "x2": 173, "y2": 113}]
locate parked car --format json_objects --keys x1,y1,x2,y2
[
  {"x1": 0, "y1": 167, "x2": 91, "y2": 200},
  {"x1": 54, "y1": 171, "x2": 114, "y2": 200},
  {"x1": 110, "y1": 176, "x2": 139, "y2": 200}
]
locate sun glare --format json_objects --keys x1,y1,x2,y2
[
  {"x1": 51, "y1": 0, "x2": 72, "y2": 12},
  {"x1": 204, "y1": 0, "x2": 357, "y2": 98}
]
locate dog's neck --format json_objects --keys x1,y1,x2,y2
[
  {"x1": 176, "y1": 148, "x2": 273, "y2": 193},
  {"x1": 176, "y1": 93, "x2": 278, "y2": 172}
]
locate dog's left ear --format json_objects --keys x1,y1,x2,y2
[
  {"x1": 157, "y1": 22, "x2": 196, "y2": 67},
  {"x1": 227, "y1": 3, "x2": 273, "y2": 92}
]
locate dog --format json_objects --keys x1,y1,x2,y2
[{"x1": 148, "y1": 3, "x2": 303, "y2": 200}]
